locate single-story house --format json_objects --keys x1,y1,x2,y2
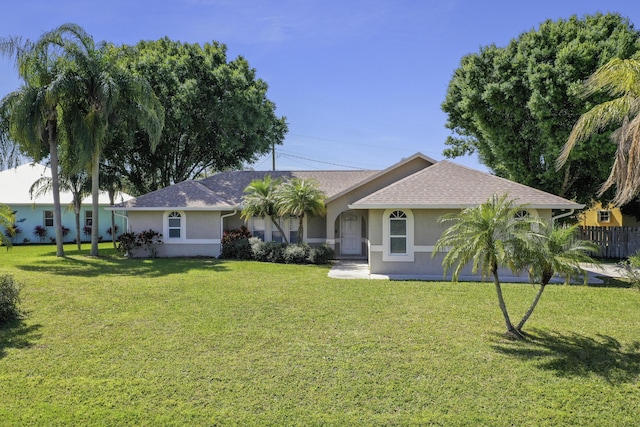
[
  {"x1": 109, "y1": 153, "x2": 584, "y2": 276},
  {"x1": 0, "y1": 163, "x2": 130, "y2": 244}
]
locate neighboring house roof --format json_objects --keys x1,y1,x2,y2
[
  {"x1": 349, "y1": 160, "x2": 584, "y2": 209},
  {"x1": 0, "y1": 163, "x2": 130, "y2": 206}
]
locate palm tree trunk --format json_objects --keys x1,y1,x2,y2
[
  {"x1": 517, "y1": 283, "x2": 546, "y2": 332},
  {"x1": 109, "y1": 189, "x2": 116, "y2": 249},
  {"x1": 48, "y1": 120, "x2": 64, "y2": 257},
  {"x1": 90, "y1": 151, "x2": 100, "y2": 257},
  {"x1": 298, "y1": 214, "x2": 304, "y2": 244},
  {"x1": 492, "y1": 267, "x2": 522, "y2": 339},
  {"x1": 270, "y1": 216, "x2": 288, "y2": 244},
  {"x1": 74, "y1": 206, "x2": 81, "y2": 251}
]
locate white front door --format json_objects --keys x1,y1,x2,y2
[{"x1": 341, "y1": 212, "x2": 361, "y2": 255}]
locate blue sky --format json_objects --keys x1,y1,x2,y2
[{"x1": 1, "y1": 0, "x2": 639, "y2": 172}]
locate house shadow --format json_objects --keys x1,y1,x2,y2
[
  {"x1": 0, "y1": 318, "x2": 42, "y2": 360},
  {"x1": 492, "y1": 329, "x2": 640, "y2": 384}
]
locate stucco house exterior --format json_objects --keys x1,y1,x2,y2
[
  {"x1": 1, "y1": 163, "x2": 130, "y2": 244},
  {"x1": 110, "y1": 153, "x2": 584, "y2": 276}
]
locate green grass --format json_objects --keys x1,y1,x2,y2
[{"x1": 1, "y1": 244, "x2": 639, "y2": 426}]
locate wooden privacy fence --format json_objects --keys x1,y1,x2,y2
[{"x1": 579, "y1": 226, "x2": 640, "y2": 259}]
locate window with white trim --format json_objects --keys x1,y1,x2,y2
[
  {"x1": 289, "y1": 219, "x2": 299, "y2": 243},
  {"x1": 382, "y1": 209, "x2": 414, "y2": 262},
  {"x1": 84, "y1": 210, "x2": 92, "y2": 227},
  {"x1": 598, "y1": 210, "x2": 611, "y2": 223},
  {"x1": 389, "y1": 210, "x2": 407, "y2": 254},
  {"x1": 252, "y1": 217, "x2": 266, "y2": 241},
  {"x1": 44, "y1": 210, "x2": 54, "y2": 227},
  {"x1": 167, "y1": 211, "x2": 182, "y2": 238}
]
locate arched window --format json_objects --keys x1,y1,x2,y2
[
  {"x1": 167, "y1": 211, "x2": 182, "y2": 238},
  {"x1": 389, "y1": 210, "x2": 407, "y2": 254}
]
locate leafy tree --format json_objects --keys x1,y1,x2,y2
[
  {"x1": 0, "y1": 36, "x2": 68, "y2": 256},
  {"x1": 241, "y1": 176, "x2": 289, "y2": 243},
  {"x1": 558, "y1": 57, "x2": 640, "y2": 206},
  {"x1": 36, "y1": 23, "x2": 164, "y2": 256},
  {"x1": 442, "y1": 13, "x2": 640, "y2": 203},
  {"x1": 274, "y1": 178, "x2": 326, "y2": 244},
  {"x1": 515, "y1": 223, "x2": 599, "y2": 332},
  {"x1": 0, "y1": 204, "x2": 15, "y2": 248},
  {"x1": 433, "y1": 195, "x2": 543, "y2": 339},
  {"x1": 104, "y1": 38, "x2": 287, "y2": 195}
]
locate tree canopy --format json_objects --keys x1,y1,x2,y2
[
  {"x1": 441, "y1": 13, "x2": 640, "y2": 203},
  {"x1": 105, "y1": 38, "x2": 288, "y2": 195}
]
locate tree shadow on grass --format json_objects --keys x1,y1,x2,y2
[
  {"x1": 492, "y1": 329, "x2": 640, "y2": 384},
  {"x1": 15, "y1": 254, "x2": 231, "y2": 278},
  {"x1": 0, "y1": 318, "x2": 42, "y2": 360}
]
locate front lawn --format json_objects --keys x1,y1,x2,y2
[{"x1": 1, "y1": 244, "x2": 639, "y2": 425}]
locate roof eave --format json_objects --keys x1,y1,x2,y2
[
  {"x1": 348, "y1": 203, "x2": 585, "y2": 210},
  {"x1": 106, "y1": 205, "x2": 239, "y2": 211}
]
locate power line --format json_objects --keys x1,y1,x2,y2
[{"x1": 279, "y1": 153, "x2": 364, "y2": 170}]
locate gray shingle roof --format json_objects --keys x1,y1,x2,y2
[
  {"x1": 117, "y1": 180, "x2": 235, "y2": 210},
  {"x1": 117, "y1": 170, "x2": 379, "y2": 209},
  {"x1": 350, "y1": 160, "x2": 583, "y2": 209}
]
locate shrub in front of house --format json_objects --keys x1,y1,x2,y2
[
  {"x1": 117, "y1": 232, "x2": 137, "y2": 255},
  {"x1": 246, "y1": 237, "x2": 334, "y2": 265},
  {"x1": 307, "y1": 244, "x2": 335, "y2": 265},
  {"x1": 0, "y1": 274, "x2": 23, "y2": 324},
  {"x1": 283, "y1": 243, "x2": 309, "y2": 264},
  {"x1": 117, "y1": 229, "x2": 163, "y2": 258},
  {"x1": 220, "y1": 227, "x2": 253, "y2": 260},
  {"x1": 33, "y1": 225, "x2": 47, "y2": 242},
  {"x1": 220, "y1": 238, "x2": 253, "y2": 260}
]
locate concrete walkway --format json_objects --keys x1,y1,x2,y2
[{"x1": 328, "y1": 260, "x2": 626, "y2": 284}]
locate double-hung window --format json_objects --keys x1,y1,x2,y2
[
  {"x1": 389, "y1": 210, "x2": 407, "y2": 254},
  {"x1": 168, "y1": 211, "x2": 182, "y2": 238},
  {"x1": 44, "y1": 210, "x2": 54, "y2": 227},
  {"x1": 252, "y1": 217, "x2": 266, "y2": 241}
]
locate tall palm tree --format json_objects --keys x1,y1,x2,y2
[
  {"x1": 0, "y1": 204, "x2": 15, "y2": 249},
  {"x1": 36, "y1": 23, "x2": 164, "y2": 256},
  {"x1": 0, "y1": 36, "x2": 68, "y2": 257},
  {"x1": 557, "y1": 57, "x2": 640, "y2": 206},
  {"x1": 241, "y1": 176, "x2": 288, "y2": 243},
  {"x1": 274, "y1": 178, "x2": 326, "y2": 244},
  {"x1": 434, "y1": 194, "x2": 543, "y2": 339},
  {"x1": 29, "y1": 169, "x2": 91, "y2": 250},
  {"x1": 515, "y1": 224, "x2": 599, "y2": 333}
]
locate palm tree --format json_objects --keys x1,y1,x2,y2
[
  {"x1": 515, "y1": 224, "x2": 599, "y2": 333},
  {"x1": 29, "y1": 169, "x2": 90, "y2": 250},
  {"x1": 0, "y1": 36, "x2": 68, "y2": 257},
  {"x1": 433, "y1": 194, "x2": 543, "y2": 339},
  {"x1": 36, "y1": 23, "x2": 164, "y2": 256},
  {"x1": 557, "y1": 57, "x2": 640, "y2": 206},
  {"x1": 0, "y1": 204, "x2": 15, "y2": 249},
  {"x1": 241, "y1": 176, "x2": 288, "y2": 243},
  {"x1": 274, "y1": 178, "x2": 326, "y2": 244},
  {"x1": 100, "y1": 162, "x2": 126, "y2": 248}
]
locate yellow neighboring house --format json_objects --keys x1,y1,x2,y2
[{"x1": 579, "y1": 202, "x2": 623, "y2": 226}]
